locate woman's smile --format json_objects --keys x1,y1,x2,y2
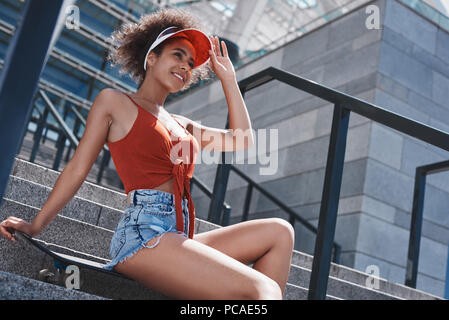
[{"x1": 172, "y1": 72, "x2": 185, "y2": 83}]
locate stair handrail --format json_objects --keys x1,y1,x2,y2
[
  {"x1": 34, "y1": 90, "x2": 111, "y2": 182},
  {"x1": 406, "y1": 159, "x2": 449, "y2": 289},
  {"x1": 38, "y1": 90, "x2": 79, "y2": 147},
  {"x1": 190, "y1": 176, "x2": 232, "y2": 226},
  {"x1": 228, "y1": 164, "x2": 341, "y2": 263},
  {"x1": 209, "y1": 66, "x2": 449, "y2": 300}
]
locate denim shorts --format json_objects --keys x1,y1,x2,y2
[{"x1": 103, "y1": 189, "x2": 190, "y2": 271}]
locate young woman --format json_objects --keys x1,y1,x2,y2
[{"x1": 0, "y1": 8, "x2": 294, "y2": 300}]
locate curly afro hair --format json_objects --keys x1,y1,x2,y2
[{"x1": 107, "y1": 8, "x2": 213, "y2": 91}]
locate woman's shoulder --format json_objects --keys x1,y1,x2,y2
[
  {"x1": 94, "y1": 89, "x2": 131, "y2": 113},
  {"x1": 92, "y1": 89, "x2": 134, "y2": 128},
  {"x1": 95, "y1": 88, "x2": 128, "y2": 103}
]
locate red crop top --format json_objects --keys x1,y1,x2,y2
[{"x1": 107, "y1": 93, "x2": 200, "y2": 239}]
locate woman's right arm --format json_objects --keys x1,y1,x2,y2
[{"x1": 0, "y1": 88, "x2": 117, "y2": 241}]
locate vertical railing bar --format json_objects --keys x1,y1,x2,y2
[
  {"x1": 332, "y1": 244, "x2": 341, "y2": 264},
  {"x1": 241, "y1": 184, "x2": 253, "y2": 222},
  {"x1": 65, "y1": 105, "x2": 77, "y2": 162},
  {"x1": 405, "y1": 167, "x2": 426, "y2": 288},
  {"x1": 52, "y1": 129, "x2": 66, "y2": 171},
  {"x1": 221, "y1": 205, "x2": 231, "y2": 226},
  {"x1": 208, "y1": 163, "x2": 231, "y2": 224},
  {"x1": 308, "y1": 103, "x2": 350, "y2": 300},
  {"x1": 288, "y1": 215, "x2": 295, "y2": 227},
  {"x1": 42, "y1": 122, "x2": 49, "y2": 144},
  {"x1": 97, "y1": 149, "x2": 110, "y2": 184},
  {"x1": 30, "y1": 105, "x2": 49, "y2": 163}
]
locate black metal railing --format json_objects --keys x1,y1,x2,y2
[
  {"x1": 230, "y1": 164, "x2": 341, "y2": 263},
  {"x1": 190, "y1": 177, "x2": 232, "y2": 226},
  {"x1": 208, "y1": 66, "x2": 449, "y2": 300},
  {"x1": 26, "y1": 89, "x2": 111, "y2": 185},
  {"x1": 406, "y1": 159, "x2": 449, "y2": 289}
]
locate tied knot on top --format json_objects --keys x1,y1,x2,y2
[
  {"x1": 171, "y1": 161, "x2": 186, "y2": 192},
  {"x1": 171, "y1": 161, "x2": 195, "y2": 239}
]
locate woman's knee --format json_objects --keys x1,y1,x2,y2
[
  {"x1": 268, "y1": 218, "x2": 295, "y2": 248},
  {"x1": 244, "y1": 277, "x2": 283, "y2": 300}
]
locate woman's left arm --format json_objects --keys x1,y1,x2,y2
[
  {"x1": 174, "y1": 36, "x2": 255, "y2": 152},
  {"x1": 221, "y1": 76, "x2": 254, "y2": 147},
  {"x1": 207, "y1": 36, "x2": 255, "y2": 150}
]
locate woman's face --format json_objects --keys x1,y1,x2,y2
[{"x1": 147, "y1": 37, "x2": 197, "y2": 93}]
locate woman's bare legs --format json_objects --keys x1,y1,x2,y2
[
  {"x1": 114, "y1": 231, "x2": 283, "y2": 300},
  {"x1": 193, "y1": 218, "x2": 295, "y2": 296}
]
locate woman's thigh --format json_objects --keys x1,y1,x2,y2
[
  {"x1": 193, "y1": 218, "x2": 294, "y2": 265},
  {"x1": 114, "y1": 231, "x2": 279, "y2": 300}
]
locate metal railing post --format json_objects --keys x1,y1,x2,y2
[
  {"x1": 221, "y1": 205, "x2": 231, "y2": 226},
  {"x1": 97, "y1": 150, "x2": 111, "y2": 184},
  {"x1": 208, "y1": 162, "x2": 232, "y2": 224},
  {"x1": 52, "y1": 100, "x2": 69, "y2": 171},
  {"x1": 241, "y1": 184, "x2": 253, "y2": 222},
  {"x1": 405, "y1": 167, "x2": 426, "y2": 288},
  {"x1": 42, "y1": 125, "x2": 49, "y2": 144},
  {"x1": 333, "y1": 244, "x2": 341, "y2": 264},
  {"x1": 30, "y1": 106, "x2": 49, "y2": 163},
  {"x1": 65, "y1": 105, "x2": 81, "y2": 162},
  {"x1": 53, "y1": 129, "x2": 66, "y2": 171},
  {"x1": 308, "y1": 104, "x2": 350, "y2": 300},
  {"x1": 404, "y1": 160, "x2": 449, "y2": 288}
]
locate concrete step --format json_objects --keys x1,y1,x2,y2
[
  {"x1": 288, "y1": 263, "x2": 400, "y2": 300},
  {"x1": 0, "y1": 235, "x2": 171, "y2": 300},
  {"x1": 1, "y1": 197, "x2": 114, "y2": 259},
  {"x1": 3, "y1": 157, "x2": 443, "y2": 300},
  {"x1": 289, "y1": 249, "x2": 442, "y2": 300},
  {"x1": 0, "y1": 270, "x2": 107, "y2": 300},
  {"x1": 1, "y1": 233, "x2": 332, "y2": 300}
]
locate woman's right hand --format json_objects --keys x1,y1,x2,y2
[{"x1": 0, "y1": 217, "x2": 39, "y2": 242}]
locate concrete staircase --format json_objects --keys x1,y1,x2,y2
[{"x1": 0, "y1": 157, "x2": 444, "y2": 300}]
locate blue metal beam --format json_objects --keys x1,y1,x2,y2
[{"x1": 0, "y1": 0, "x2": 71, "y2": 207}]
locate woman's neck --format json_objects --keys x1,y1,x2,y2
[{"x1": 136, "y1": 75, "x2": 169, "y2": 107}]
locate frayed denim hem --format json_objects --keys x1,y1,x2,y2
[{"x1": 103, "y1": 226, "x2": 185, "y2": 271}]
